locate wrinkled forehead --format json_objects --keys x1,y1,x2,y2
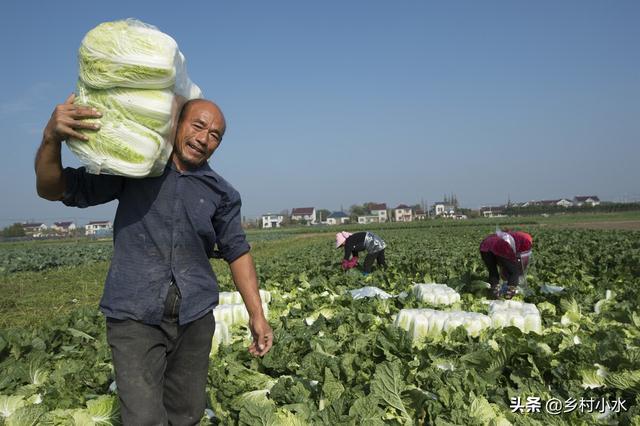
[{"x1": 182, "y1": 100, "x2": 226, "y2": 131}]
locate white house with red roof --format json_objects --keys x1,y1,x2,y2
[
  {"x1": 291, "y1": 207, "x2": 317, "y2": 224},
  {"x1": 369, "y1": 203, "x2": 388, "y2": 222},
  {"x1": 394, "y1": 204, "x2": 413, "y2": 222}
]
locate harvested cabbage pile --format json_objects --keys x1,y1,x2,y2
[
  {"x1": 411, "y1": 283, "x2": 460, "y2": 305},
  {"x1": 487, "y1": 300, "x2": 542, "y2": 334},
  {"x1": 68, "y1": 19, "x2": 202, "y2": 177},
  {"x1": 394, "y1": 308, "x2": 492, "y2": 341},
  {"x1": 211, "y1": 290, "x2": 272, "y2": 354}
]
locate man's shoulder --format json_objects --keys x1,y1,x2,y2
[{"x1": 202, "y1": 167, "x2": 240, "y2": 199}]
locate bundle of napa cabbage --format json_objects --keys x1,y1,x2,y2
[
  {"x1": 394, "y1": 308, "x2": 491, "y2": 341},
  {"x1": 487, "y1": 300, "x2": 542, "y2": 334},
  {"x1": 218, "y1": 290, "x2": 272, "y2": 305},
  {"x1": 213, "y1": 303, "x2": 270, "y2": 326},
  {"x1": 69, "y1": 19, "x2": 202, "y2": 177},
  {"x1": 412, "y1": 283, "x2": 460, "y2": 305}
]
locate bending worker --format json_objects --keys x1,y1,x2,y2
[
  {"x1": 336, "y1": 231, "x2": 387, "y2": 274},
  {"x1": 479, "y1": 229, "x2": 533, "y2": 299}
]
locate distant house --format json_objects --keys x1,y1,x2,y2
[
  {"x1": 573, "y1": 195, "x2": 600, "y2": 207},
  {"x1": 85, "y1": 220, "x2": 112, "y2": 236},
  {"x1": 453, "y1": 214, "x2": 468, "y2": 220},
  {"x1": 51, "y1": 221, "x2": 76, "y2": 234},
  {"x1": 22, "y1": 222, "x2": 48, "y2": 237},
  {"x1": 394, "y1": 204, "x2": 413, "y2": 222},
  {"x1": 369, "y1": 203, "x2": 388, "y2": 223},
  {"x1": 326, "y1": 211, "x2": 349, "y2": 226},
  {"x1": 480, "y1": 206, "x2": 506, "y2": 218},
  {"x1": 414, "y1": 209, "x2": 427, "y2": 220},
  {"x1": 538, "y1": 199, "x2": 572, "y2": 207},
  {"x1": 432, "y1": 202, "x2": 456, "y2": 218},
  {"x1": 291, "y1": 207, "x2": 316, "y2": 224},
  {"x1": 358, "y1": 215, "x2": 381, "y2": 224},
  {"x1": 261, "y1": 214, "x2": 284, "y2": 229}
]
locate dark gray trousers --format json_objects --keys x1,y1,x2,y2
[
  {"x1": 106, "y1": 283, "x2": 215, "y2": 425},
  {"x1": 363, "y1": 249, "x2": 386, "y2": 273}
]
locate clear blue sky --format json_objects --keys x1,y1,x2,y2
[{"x1": 1, "y1": 0, "x2": 639, "y2": 227}]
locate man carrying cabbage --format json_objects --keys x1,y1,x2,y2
[{"x1": 35, "y1": 95, "x2": 273, "y2": 425}]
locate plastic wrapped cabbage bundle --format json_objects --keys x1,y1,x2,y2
[{"x1": 68, "y1": 19, "x2": 202, "y2": 177}]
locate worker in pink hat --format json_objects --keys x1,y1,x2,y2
[{"x1": 336, "y1": 231, "x2": 387, "y2": 274}]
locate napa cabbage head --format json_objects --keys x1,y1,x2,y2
[
  {"x1": 67, "y1": 106, "x2": 165, "y2": 177},
  {"x1": 79, "y1": 20, "x2": 178, "y2": 90},
  {"x1": 77, "y1": 82, "x2": 176, "y2": 136}
]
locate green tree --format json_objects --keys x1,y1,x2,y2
[
  {"x1": 1, "y1": 223, "x2": 26, "y2": 237},
  {"x1": 349, "y1": 204, "x2": 367, "y2": 222},
  {"x1": 317, "y1": 209, "x2": 331, "y2": 222}
]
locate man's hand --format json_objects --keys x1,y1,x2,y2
[
  {"x1": 248, "y1": 315, "x2": 273, "y2": 357},
  {"x1": 43, "y1": 94, "x2": 102, "y2": 144},
  {"x1": 228, "y1": 253, "x2": 274, "y2": 357},
  {"x1": 36, "y1": 94, "x2": 103, "y2": 201}
]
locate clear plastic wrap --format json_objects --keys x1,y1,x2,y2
[{"x1": 69, "y1": 19, "x2": 202, "y2": 177}]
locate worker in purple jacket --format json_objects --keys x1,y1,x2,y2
[{"x1": 336, "y1": 231, "x2": 387, "y2": 274}]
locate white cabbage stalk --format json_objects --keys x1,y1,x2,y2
[
  {"x1": 218, "y1": 290, "x2": 271, "y2": 305},
  {"x1": 0, "y1": 395, "x2": 26, "y2": 417},
  {"x1": 435, "y1": 360, "x2": 455, "y2": 371},
  {"x1": 213, "y1": 303, "x2": 269, "y2": 326},
  {"x1": 394, "y1": 308, "x2": 491, "y2": 341},
  {"x1": 488, "y1": 300, "x2": 542, "y2": 334},
  {"x1": 594, "y1": 289, "x2": 614, "y2": 314},
  {"x1": 210, "y1": 320, "x2": 231, "y2": 354},
  {"x1": 412, "y1": 283, "x2": 460, "y2": 305},
  {"x1": 305, "y1": 307, "x2": 335, "y2": 325}
]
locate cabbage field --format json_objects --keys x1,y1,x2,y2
[{"x1": 1, "y1": 224, "x2": 639, "y2": 425}]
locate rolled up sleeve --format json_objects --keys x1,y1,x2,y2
[
  {"x1": 62, "y1": 167, "x2": 124, "y2": 208},
  {"x1": 212, "y1": 188, "x2": 250, "y2": 263}
]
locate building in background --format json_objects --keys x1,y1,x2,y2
[
  {"x1": 573, "y1": 195, "x2": 600, "y2": 207},
  {"x1": 85, "y1": 220, "x2": 113, "y2": 236},
  {"x1": 22, "y1": 222, "x2": 47, "y2": 238},
  {"x1": 394, "y1": 204, "x2": 413, "y2": 222},
  {"x1": 291, "y1": 207, "x2": 317, "y2": 225},
  {"x1": 480, "y1": 206, "x2": 506, "y2": 218},
  {"x1": 431, "y1": 202, "x2": 456, "y2": 218},
  {"x1": 51, "y1": 221, "x2": 77, "y2": 235},
  {"x1": 369, "y1": 203, "x2": 388, "y2": 223},
  {"x1": 261, "y1": 214, "x2": 284, "y2": 229},
  {"x1": 326, "y1": 211, "x2": 349, "y2": 225},
  {"x1": 414, "y1": 209, "x2": 427, "y2": 220}
]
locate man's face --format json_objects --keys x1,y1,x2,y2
[{"x1": 173, "y1": 101, "x2": 226, "y2": 171}]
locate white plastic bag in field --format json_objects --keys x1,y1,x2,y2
[{"x1": 348, "y1": 286, "x2": 394, "y2": 300}]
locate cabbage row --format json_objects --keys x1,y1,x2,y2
[{"x1": 0, "y1": 227, "x2": 639, "y2": 424}]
